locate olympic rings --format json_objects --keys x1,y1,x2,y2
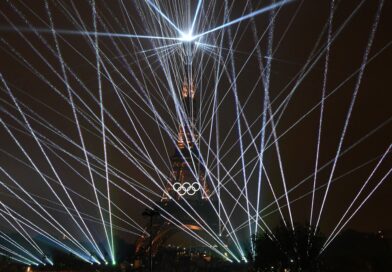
[{"x1": 172, "y1": 182, "x2": 201, "y2": 196}]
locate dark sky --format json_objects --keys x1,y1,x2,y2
[{"x1": 0, "y1": 0, "x2": 391, "y2": 252}]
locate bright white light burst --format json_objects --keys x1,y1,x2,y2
[{"x1": 180, "y1": 31, "x2": 196, "y2": 42}]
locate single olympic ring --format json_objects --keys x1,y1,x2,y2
[{"x1": 172, "y1": 182, "x2": 201, "y2": 196}]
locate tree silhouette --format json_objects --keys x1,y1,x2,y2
[{"x1": 254, "y1": 222, "x2": 325, "y2": 272}]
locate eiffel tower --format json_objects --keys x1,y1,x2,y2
[
  {"x1": 135, "y1": 42, "x2": 218, "y2": 254},
  {"x1": 161, "y1": 80, "x2": 210, "y2": 202}
]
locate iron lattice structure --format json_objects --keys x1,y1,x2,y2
[
  {"x1": 136, "y1": 79, "x2": 218, "y2": 255},
  {"x1": 162, "y1": 81, "x2": 210, "y2": 201}
]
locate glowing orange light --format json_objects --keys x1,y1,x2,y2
[{"x1": 185, "y1": 224, "x2": 201, "y2": 231}]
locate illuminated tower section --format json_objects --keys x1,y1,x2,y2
[
  {"x1": 135, "y1": 37, "x2": 218, "y2": 256},
  {"x1": 135, "y1": 80, "x2": 216, "y2": 254},
  {"x1": 162, "y1": 80, "x2": 210, "y2": 201}
]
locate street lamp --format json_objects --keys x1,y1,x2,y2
[{"x1": 142, "y1": 208, "x2": 160, "y2": 272}]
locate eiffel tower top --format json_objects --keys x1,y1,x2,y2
[{"x1": 181, "y1": 81, "x2": 196, "y2": 99}]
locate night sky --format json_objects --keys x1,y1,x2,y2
[{"x1": 0, "y1": 0, "x2": 391, "y2": 252}]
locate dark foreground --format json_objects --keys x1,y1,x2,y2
[{"x1": 1, "y1": 228, "x2": 391, "y2": 272}]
